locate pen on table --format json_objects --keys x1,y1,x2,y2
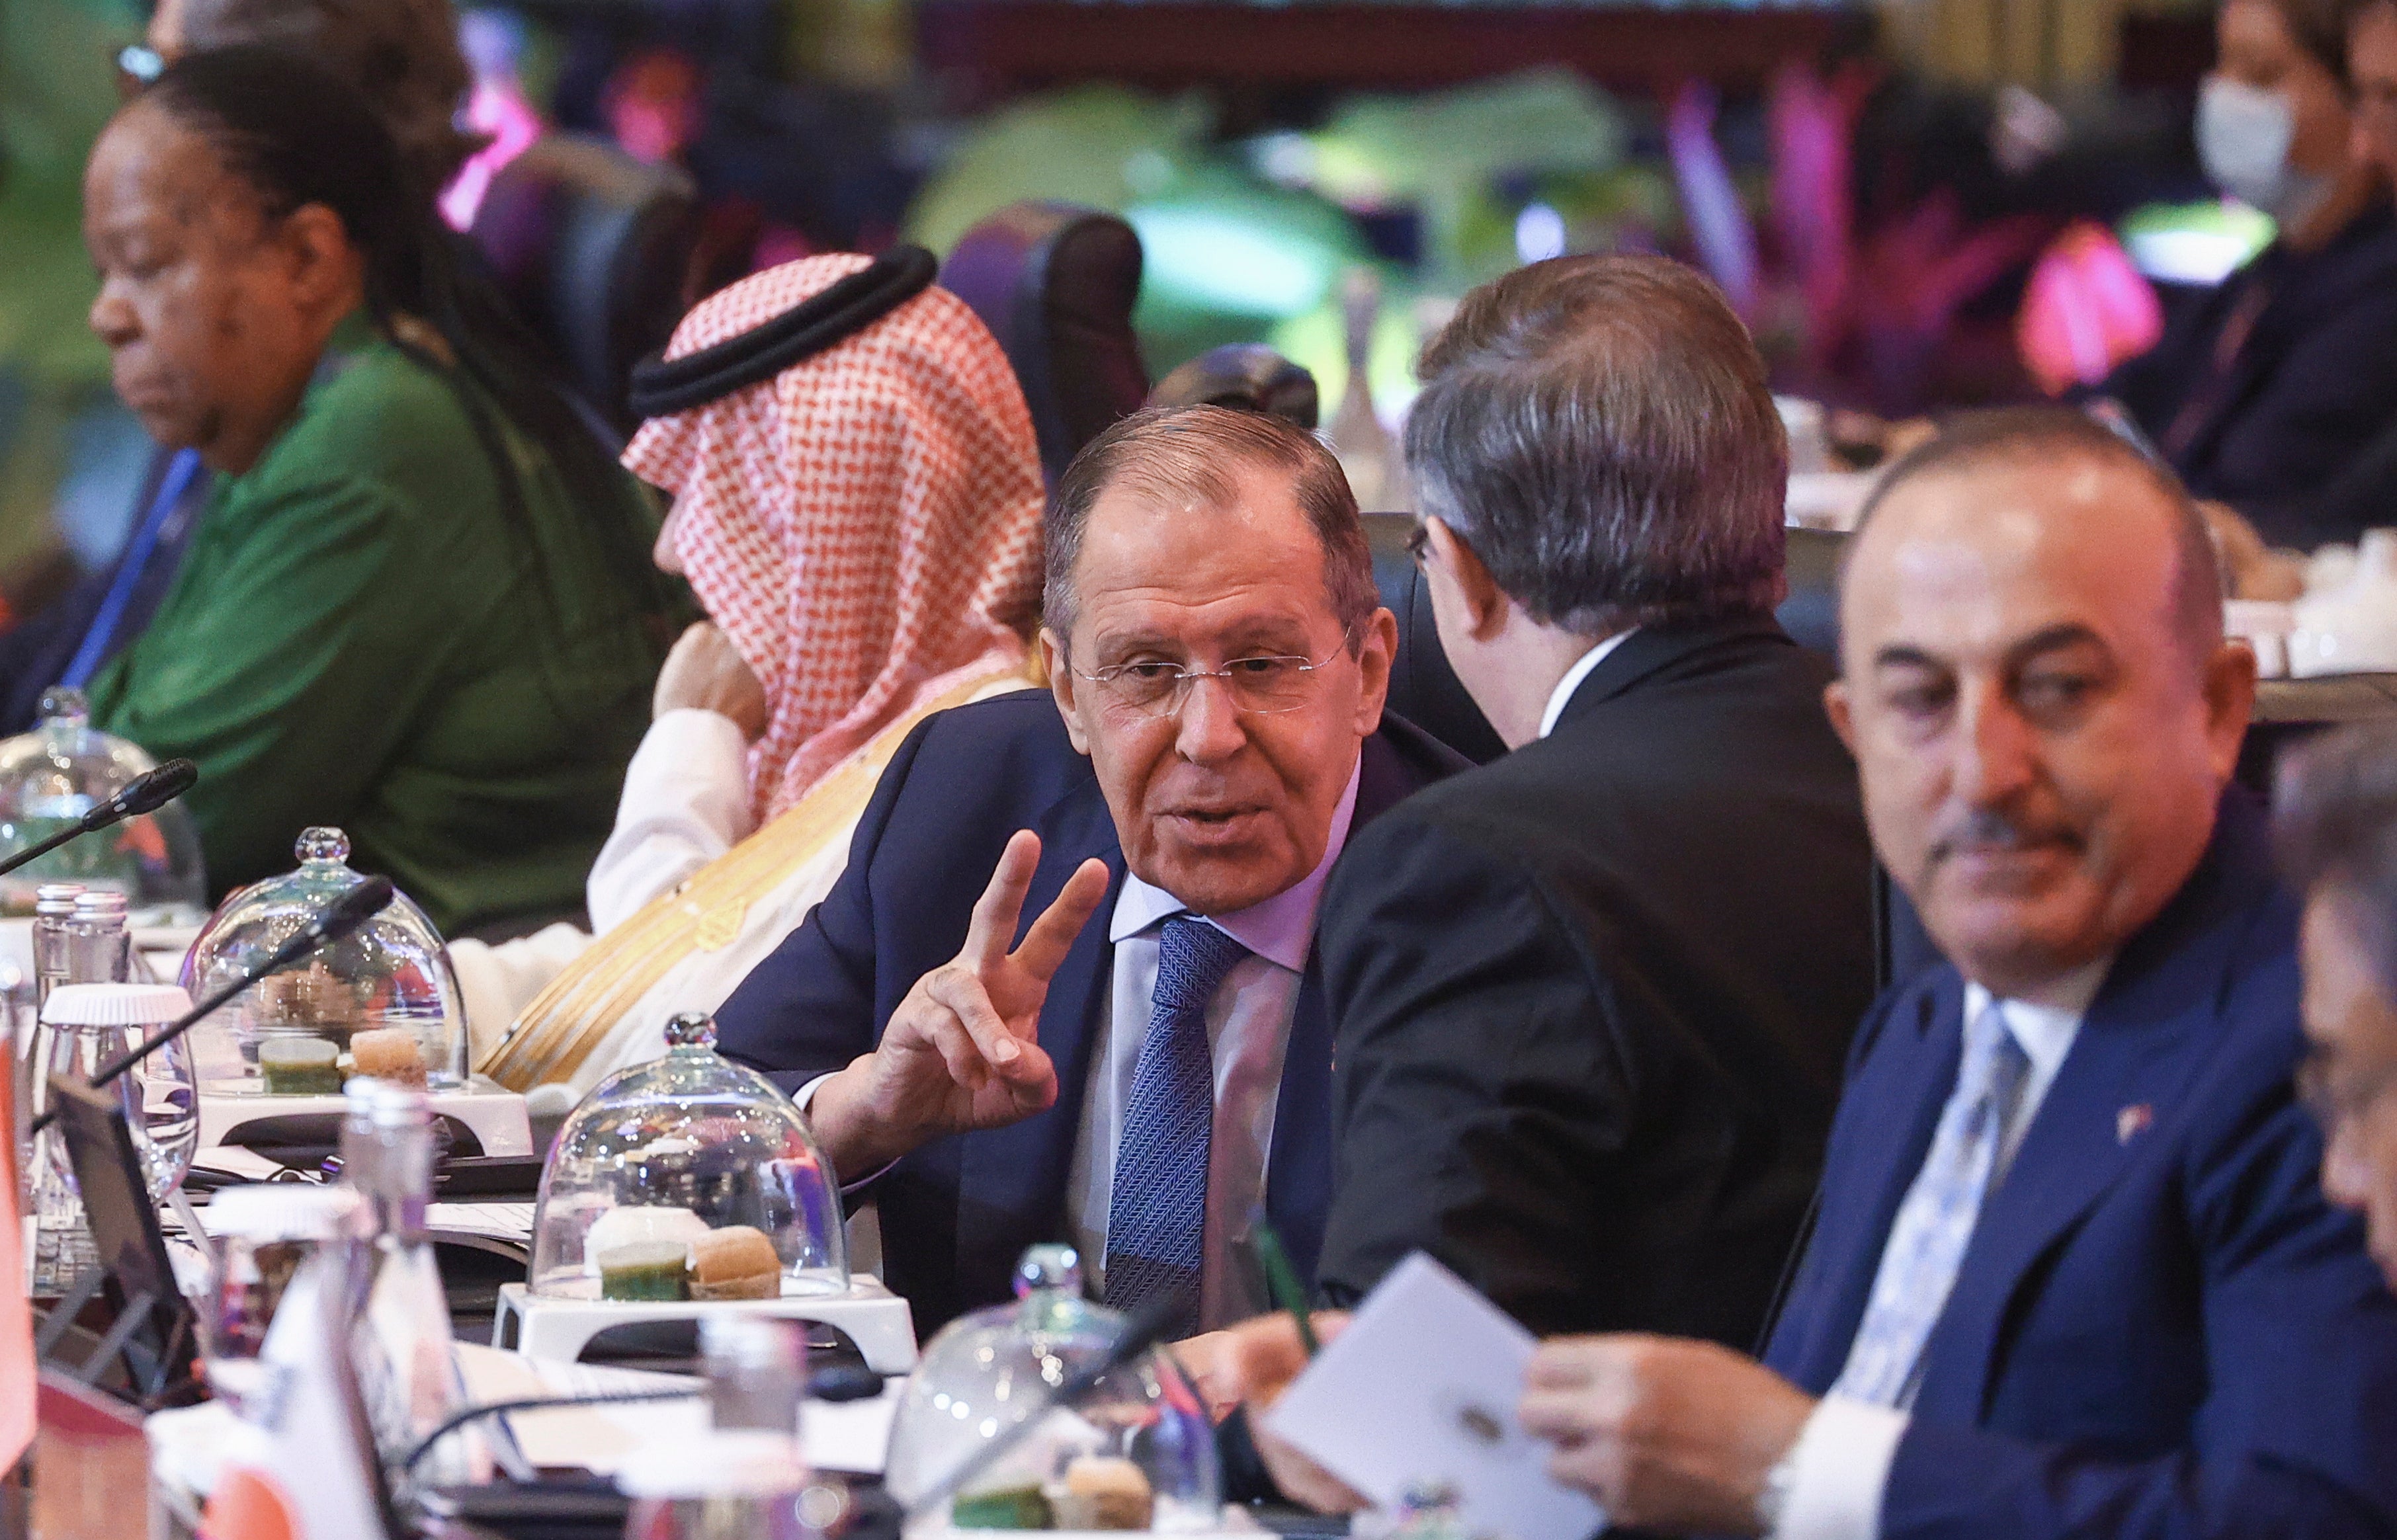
[{"x1": 1251, "y1": 1212, "x2": 1320, "y2": 1357}]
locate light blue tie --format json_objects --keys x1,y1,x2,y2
[
  {"x1": 1831, "y1": 998, "x2": 2033, "y2": 1408},
  {"x1": 1103, "y1": 915, "x2": 1249, "y2": 1335}
]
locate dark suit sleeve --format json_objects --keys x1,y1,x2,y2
[
  {"x1": 709, "y1": 713, "x2": 940, "y2": 1094},
  {"x1": 1312, "y1": 812, "x2": 1637, "y2": 1336},
  {"x1": 1878, "y1": 1087, "x2": 2397, "y2": 1540},
  {"x1": 2230, "y1": 417, "x2": 2397, "y2": 552},
  {"x1": 2191, "y1": 286, "x2": 2397, "y2": 524}
]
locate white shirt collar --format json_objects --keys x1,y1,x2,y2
[
  {"x1": 1109, "y1": 754, "x2": 1364, "y2": 972},
  {"x1": 1538, "y1": 630, "x2": 1638, "y2": 740},
  {"x1": 1961, "y1": 953, "x2": 2113, "y2": 1084}
]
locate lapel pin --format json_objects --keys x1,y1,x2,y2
[{"x1": 2117, "y1": 1104, "x2": 2154, "y2": 1145}]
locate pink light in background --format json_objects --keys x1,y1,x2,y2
[
  {"x1": 441, "y1": 78, "x2": 543, "y2": 231},
  {"x1": 2017, "y1": 220, "x2": 2165, "y2": 396}
]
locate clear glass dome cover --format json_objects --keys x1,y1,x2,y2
[
  {"x1": 530, "y1": 1012, "x2": 847, "y2": 1301},
  {"x1": 886, "y1": 1246, "x2": 1220, "y2": 1533},
  {"x1": 179, "y1": 827, "x2": 465, "y2": 1093},
  {"x1": 0, "y1": 688, "x2": 206, "y2": 923}
]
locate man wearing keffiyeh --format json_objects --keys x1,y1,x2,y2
[{"x1": 464, "y1": 253, "x2": 1048, "y2": 1094}]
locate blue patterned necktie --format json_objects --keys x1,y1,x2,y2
[
  {"x1": 1103, "y1": 915, "x2": 1251, "y2": 1334},
  {"x1": 1831, "y1": 997, "x2": 2033, "y2": 1408}
]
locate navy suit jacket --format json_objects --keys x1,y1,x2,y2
[
  {"x1": 712, "y1": 689, "x2": 1467, "y2": 1335},
  {"x1": 1763, "y1": 789, "x2": 2397, "y2": 1539}
]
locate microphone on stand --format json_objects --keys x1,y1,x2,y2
[
  {"x1": 28, "y1": 875, "x2": 394, "y2": 1137},
  {"x1": 0, "y1": 757, "x2": 200, "y2": 881}
]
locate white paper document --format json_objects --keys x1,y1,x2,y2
[{"x1": 1263, "y1": 1254, "x2": 1606, "y2": 1540}]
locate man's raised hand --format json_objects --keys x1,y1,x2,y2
[{"x1": 810, "y1": 832, "x2": 1111, "y2": 1175}]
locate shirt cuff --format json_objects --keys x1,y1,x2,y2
[
  {"x1": 1769, "y1": 1396, "x2": 1908, "y2": 1540},
  {"x1": 585, "y1": 709, "x2": 754, "y2": 930},
  {"x1": 792, "y1": 1073, "x2": 898, "y2": 1196}
]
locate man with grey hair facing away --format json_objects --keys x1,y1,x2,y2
[{"x1": 1308, "y1": 253, "x2": 1877, "y2": 1342}]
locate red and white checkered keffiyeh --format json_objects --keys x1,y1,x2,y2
[{"x1": 623, "y1": 255, "x2": 1046, "y2": 822}]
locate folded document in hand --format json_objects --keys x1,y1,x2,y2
[{"x1": 1263, "y1": 1254, "x2": 1606, "y2": 1540}]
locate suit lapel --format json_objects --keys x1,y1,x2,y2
[
  {"x1": 1264, "y1": 725, "x2": 1447, "y2": 1288},
  {"x1": 1914, "y1": 975, "x2": 2216, "y2": 1422},
  {"x1": 952, "y1": 776, "x2": 1126, "y2": 1289},
  {"x1": 1267, "y1": 972, "x2": 1333, "y2": 1284},
  {"x1": 1781, "y1": 979, "x2": 1960, "y2": 1392},
  {"x1": 1912, "y1": 791, "x2": 2271, "y2": 1421}
]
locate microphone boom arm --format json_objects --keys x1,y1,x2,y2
[
  {"x1": 26, "y1": 875, "x2": 394, "y2": 1137},
  {"x1": 0, "y1": 758, "x2": 200, "y2": 883}
]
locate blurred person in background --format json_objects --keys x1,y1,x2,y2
[
  {"x1": 468, "y1": 252, "x2": 1050, "y2": 1095},
  {"x1": 2278, "y1": 721, "x2": 2397, "y2": 1296},
  {"x1": 79, "y1": 46, "x2": 673, "y2": 935},
  {"x1": 142, "y1": 0, "x2": 480, "y2": 203},
  {"x1": 1852, "y1": 0, "x2": 2397, "y2": 579},
  {"x1": 2097, "y1": 0, "x2": 2397, "y2": 556},
  {"x1": 2353, "y1": 0, "x2": 2397, "y2": 173},
  {"x1": 0, "y1": 0, "x2": 489, "y2": 733},
  {"x1": 2193, "y1": 0, "x2": 2397, "y2": 575}
]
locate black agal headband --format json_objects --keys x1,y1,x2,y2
[{"x1": 625, "y1": 245, "x2": 940, "y2": 419}]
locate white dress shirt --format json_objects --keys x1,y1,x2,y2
[
  {"x1": 587, "y1": 708, "x2": 758, "y2": 932},
  {"x1": 1065, "y1": 757, "x2": 1363, "y2": 1330},
  {"x1": 1773, "y1": 956, "x2": 2111, "y2": 1540},
  {"x1": 1536, "y1": 631, "x2": 1637, "y2": 740}
]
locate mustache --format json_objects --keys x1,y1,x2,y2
[{"x1": 1927, "y1": 805, "x2": 2080, "y2": 862}]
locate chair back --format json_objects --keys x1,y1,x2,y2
[
  {"x1": 470, "y1": 134, "x2": 701, "y2": 436},
  {"x1": 941, "y1": 202, "x2": 1150, "y2": 481}
]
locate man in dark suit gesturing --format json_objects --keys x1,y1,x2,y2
[
  {"x1": 1308, "y1": 254, "x2": 1877, "y2": 1343},
  {"x1": 1482, "y1": 410, "x2": 2397, "y2": 1539},
  {"x1": 711, "y1": 407, "x2": 1462, "y2": 1335}
]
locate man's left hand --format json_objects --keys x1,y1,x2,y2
[{"x1": 1517, "y1": 1335, "x2": 1816, "y2": 1537}]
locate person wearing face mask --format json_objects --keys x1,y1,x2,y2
[
  {"x1": 2093, "y1": 0, "x2": 2397, "y2": 553},
  {"x1": 2187, "y1": 0, "x2": 2397, "y2": 563}
]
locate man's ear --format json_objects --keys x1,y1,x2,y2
[
  {"x1": 1423, "y1": 518, "x2": 1509, "y2": 642},
  {"x1": 2202, "y1": 638, "x2": 2259, "y2": 785},
  {"x1": 1351, "y1": 606, "x2": 1398, "y2": 736},
  {"x1": 1041, "y1": 627, "x2": 1093, "y2": 756},
  {"x1": 1823, "y1": 678, "x2": 1857, "y2": 756}
]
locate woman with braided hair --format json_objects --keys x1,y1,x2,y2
[{"x1": 80, "y1": 45, "x2": 675, "y2": 934}]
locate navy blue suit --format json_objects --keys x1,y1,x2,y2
[
  {"x1": 712, "y1": 689, "x2": 1467, "y2": 1334},
  {"x1": 1763, "y1": 790, "x2": 2397, "y2": 1539}
]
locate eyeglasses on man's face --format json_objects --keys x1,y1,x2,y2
[{"x1": 1069, "y1": 633, "x2": 1354, "y2": 720}]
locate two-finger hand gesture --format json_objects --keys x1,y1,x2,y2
[{"x1": 810, "y1": 831, "x2": 1110, "y2": 1175}]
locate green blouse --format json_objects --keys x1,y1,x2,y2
[{"x1": 87, "y1": 319, "x2": 669, "y2": 936}]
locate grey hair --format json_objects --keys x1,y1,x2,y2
[
  {"x1": 1404, "y1": 253, "x2": 1788, "y2": 639},
  {"x1": 2278, "y1": 721, "x2": 2397, "y2": 1004},
  {"x1": 1044, "y1": 405, "x2": 1378, "y2": 648}
]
